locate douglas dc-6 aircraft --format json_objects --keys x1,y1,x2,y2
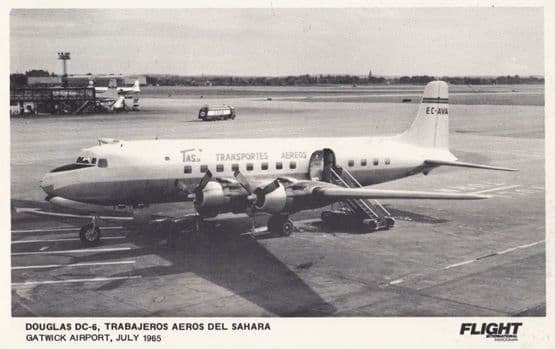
[{"x1": 27, "y1": 81, "x2": 515, "y2": 244}]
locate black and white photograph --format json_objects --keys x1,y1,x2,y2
[{"x1": 9, "y1": 4, "x2": 546, "y2": 328}]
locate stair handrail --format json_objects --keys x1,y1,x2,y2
[
  {"x1": 338, "y1": 168, "x2": 392, "y2": 217},
  {"x1": 329, "y1": 168, "x2": 379, "y2": 217}
]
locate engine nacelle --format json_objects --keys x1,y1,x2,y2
[
  {"x1": 195, "y1": 181, "x2": 229, "y2": 209},
  {"x1": 254, "y1": 182, "x2": 288, "y2": 213}
]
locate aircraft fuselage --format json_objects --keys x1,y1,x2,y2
[{"x1": 40, "y1": 135, "x2": 452, "y2": 206}]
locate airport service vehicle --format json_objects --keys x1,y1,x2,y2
[
  {"x1": 198, "y1": 105, "x2": 236, "y2": 121},
  {"x1": 26, "y1": 81, "x2": 515, "y2": 244}
]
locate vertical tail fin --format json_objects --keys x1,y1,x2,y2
[
  {"x1": 400, "y1": 80, "x2": 449, "y2": 149},
  {"x1": 132, "y1": 80, "x2": 140, "y2": 93}
]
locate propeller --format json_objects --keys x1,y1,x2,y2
[
  {"x1": 193, "y1": 170, "x2": 213, "y2": 218},
  {"x1": 195, "y1": 170, "x2": 213, "y2": 192},
  {"x1": 254, "y1": 179, "x2": 281, "y2": 208},
  {"x1": 234, "y1": 170, "x2": 283, "y2": 234}
]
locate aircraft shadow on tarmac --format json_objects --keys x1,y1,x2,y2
[
  {"x1": 11, "y1": 198, "x2": 451, "y2": 317},
  {"x1": 67, "y1": 222, "x2": 337, "y2": 317}
]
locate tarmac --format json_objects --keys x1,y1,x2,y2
[{"x1": 10, "y1": 86, "x2": 545, "y2": 316}]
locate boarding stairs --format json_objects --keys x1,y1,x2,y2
[{"x1": 329, "y1": 167, "x2": 394, "y2": 231}]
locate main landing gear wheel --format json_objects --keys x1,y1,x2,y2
[
  {"x1": 267, "y1": 215, "x2": 294, "y2": 237},
  {"x1": 79, "y1": 223, "x2": 101, "y2": 244}
]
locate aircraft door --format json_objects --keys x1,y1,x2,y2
[
  {"x1": 308, "y1": 148, "x2": 336, "y2": 182},
  {"x1": 308, "y1": 150, "x2": 324, "y2": 180},
  {"x1": 322, "y1": 148, "x2": 336, "y2": 182}
]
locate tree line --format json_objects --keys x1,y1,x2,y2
[
  {"x1": 146, "y1": 74, "x2": 543, "y2": 86},
  {"x1": 10, "y1": 70, "x2": 544, "y2": 88}
]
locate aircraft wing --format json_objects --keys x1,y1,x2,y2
[
  {"x1": 314, "y1": 187, "x2": 488, "y2": 200},
  {"x1": 424, "y1": 159, "x2": 517, "y2": 171}
]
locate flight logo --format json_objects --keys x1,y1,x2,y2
[
  {"x1": 460, "y1": 322, "x2": 522, "y2": 341},
  {"x1": 181, "y1": 148, "x2": 202, "y2": 162},
  {"x1": 425, "y1": 106, "x2": 448, "y2": 115}
]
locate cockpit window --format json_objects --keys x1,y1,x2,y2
[
  {"x1": 76, "y1": 156, "x2": 94, "y2": 164},
  {"x1": 98, "y1": 158, "x2": 108, "y2": 168}
]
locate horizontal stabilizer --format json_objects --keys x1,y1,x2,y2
[
  {"x1": 425, "y1": 160, "x2": 517, "y2": 172},
  {"x1": 315, "y1": 188, "x2": 488, "y2": 200}
]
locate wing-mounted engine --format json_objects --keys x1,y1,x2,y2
[
  {"x1": 193, "y1": 171, "x2": 249, "y2": 216},
  {"x1": 234, "y1": 172, "x2": 322, "y2": 214},
  {"x1": 254, "y1": 180, "x2": 288, "y2": 213}
]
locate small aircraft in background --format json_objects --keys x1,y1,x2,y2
[
  {"x1": 89, "y1": 79, "x2": 140, "y2": 112},
  {"x1": 20, "y1": 81, "x2": 516, "y2": 244},
  {"x1": 91, "y1": 79, "x2": 141, "y2": 95}
]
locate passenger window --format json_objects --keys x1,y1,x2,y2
[
  {"x1": 373, "y1": 158, "x2": 379, "y2": 166},
  {"x1": 200, "y1": 165, "x2": 208, "y2": 173},
  {"x1": 184, "y1": 165, "x2": 192, "y2": 174},
  {"x1": 216, "y1": 164, "x2": 224, "y2": 172},
  {"x1": 232, "y1": 163, "x2": 239, "y2": 172},
  {"x1": 385, "y1": 158, "x2": 391, "y2": 165},
  {"x1": 261, "y1": 162, "x2": 268, "y2": 170},
  {"x1": 348, "y1": 160, "x2": 354, "y2": 167},
  {"x1": 98, "y1": 158, "x2": 108, "y2": 168},
  {"x1": 289, "y1": 161, "x2": 296, "y2": 169},
  {"x1": 361, "y1": 159, "x2": 367, "y2": 166},
  {"x1": 246, "y1": 163, "x2": 254, "y2": 171},
  {"x1": 276, "y1": 162, "x2": 283, "y2": 170}
]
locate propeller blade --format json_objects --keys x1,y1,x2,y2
[
  {"x1": 234, "y1": 170, "x2": 253, "y2": 194},
  {"x1": 196, "y1": 170, "x2": 213, "y2": 191},
  {"x1": 262, "y1": 179, "x2": 281, "y2": 194},
  {"x1": 254, "y1": 179, "x2": 282, "y2": 207}
]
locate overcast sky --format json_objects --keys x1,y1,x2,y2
[{"x1": 10, "y1": 8, "x2": 543, "y2": 76}]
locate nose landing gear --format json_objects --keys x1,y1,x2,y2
[{"x1": 79, "y1": 216, "x2": 101, "y2": 245}]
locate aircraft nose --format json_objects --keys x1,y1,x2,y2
[{"x1": 40, "y1": 173, "x2": 55, "y2": 196}]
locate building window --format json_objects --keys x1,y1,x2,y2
[
  {"x1": 385, "y1": 158, "x2": 391, "y2": 165},
  {"x1": 361, "y1": 159, "x2": 367, "y2": 166},
  {"x1": 232, "y1": 163, "x2": 239, "y2": 172},
  {"x1": 200, "y1": 165, "x2": 208, "y2": 173},
  {"x1": 216, "y1": 164, "x2": 224, "y2": 172},
  {"x1": 91, "y1": 158, "x2": 97, "y2": 165},
  {"x1": 261, "y1": 162, "x2": 268, "y2": 170},
  {"x1": 164, "y1": 156, "x2": 170, "y2": 161},
  {"x1": 289, "y1": 161, "x2": 296, "y2": 169},
  {"x1": 246, "y1": 163, "x2": 254, "y2": 171},
  {"x1": 348, "y1": 160, "x2": 354, "y2": 167},
  {"x1": 276, "y1": 161, "x2": 283, "y2": 170},
  {"x1": 98, "y1": 159, "x2": 108, "y2": 168},
  {"x1": 373, "y1": 158, "x2": 379, "y2": 166},
  {"x1": 184, "y1": 165, "x2": 192, "y2": 174}
]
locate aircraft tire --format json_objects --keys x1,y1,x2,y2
[
  {"x1": 267, "y1": 215, "x2": 293, "y2": 236},
  {"x1": 79, "y1": 223, "x2": 101, "y2": 244},
  {"x1": 270, "y1": 216, "x2": 292, "y2": 237},
  {"x1": 279, "y1": 219, "x2": 294, "y2": 236}
]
